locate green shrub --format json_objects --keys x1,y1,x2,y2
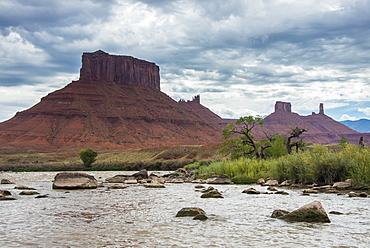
[
  {"x1": 79, "y1": 148, "x2": 98, "y2": 167},
  {"x1": 231, "y1": 175, "x2": 256, "y2": 184}
]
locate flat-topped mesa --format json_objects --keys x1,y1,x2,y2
[
  {"x1": 79, "y1": 50, "x2": 160, "y2": 90},
  {"x1": 274, "y1": 101, "x2": 292, "y2": 113}
]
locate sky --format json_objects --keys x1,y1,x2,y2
[{"x1": 1, "y1": 0, "x2": 370, "y2": 122}]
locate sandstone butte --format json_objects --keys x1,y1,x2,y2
[{"x1": 0, "y1": 50, "x2": 368, "y2": 153}]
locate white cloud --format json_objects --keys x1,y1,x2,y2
[
  {"x1": 340, "y1": 114, "x2": 359, "y2": 121},
  {"x1": 359, "y1": 107, "x2": 370, "y2": 116}
]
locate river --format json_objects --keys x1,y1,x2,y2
[{"x1": 0, "y1": 171, "x2": 369, "y2": 247}]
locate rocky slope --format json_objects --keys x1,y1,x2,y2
[
  {"x1": 0, "y1": 51, "x2": 368, "y2": 153},
  {"x1": 0, "y1": 51, "x2": 224, "y2": 152},
  {"x1": 259, "y1": 102, "x2": 370, "y2": 145}
]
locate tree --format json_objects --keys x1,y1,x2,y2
[
  {"x1": 286, "y1": 127, "x2": 307, "y2": 154},
  {"x1": 340, "y1": 135, "x2": 348, "y2": 149},
  {"x1": 221, "y1": 116, "x2": 267, "y2": 159},
  {"x1": 79, "y1": 148, "x2": 98, "y2": 167}
]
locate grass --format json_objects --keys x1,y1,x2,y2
[
  {"x1": 0, "y1": 144, "x2": 223, "y2": 172},
  {"x1": 194, "y1": 144, "x2": 370, "y2": 186}
]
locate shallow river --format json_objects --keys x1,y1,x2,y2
[{"x1": 0, "y1": 171, "x2": 369, "y2": 248}]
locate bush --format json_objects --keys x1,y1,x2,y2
[{"x1": 79, "y1": 148, "x2": 98, "y2": 167}]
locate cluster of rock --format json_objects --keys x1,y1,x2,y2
[
  {"x1": 257, "y1": 178, "x2": 368, "y2": 198},
  {"x1": 0, "y1": 180, "x2": 43, "y2": 200}
]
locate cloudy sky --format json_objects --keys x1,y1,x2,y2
[{"x1": 1, "y1": 0, "x2": 370, "y2": 122}]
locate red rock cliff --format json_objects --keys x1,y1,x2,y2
[{"x1": 79, "y1": 50, "x2": 160, "y2": 90}]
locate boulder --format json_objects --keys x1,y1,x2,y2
[
  {"x1": 19, "y1": 190, "x2": 39, "y2": 195},
  {"x1": 0, "y1": 190, "x2": 12, "y2": 196},
  {"x1": 201, "y1": 188, "x2": 223, "y2": 198},
  {"x1": 194, "y1": 184, "x2": 205, "y2": 189},
  {"x1": 1, "y1": 178, "x2": 14, "y2": 184},
  {"x1": 257, "y1": 178, "x2": 265, "y2": 185},
  {"x1": 125, "y1": 179, "x2": 138, "y2": 184},
  {"x1": 273, "y1": 201, "x2": 330, "y2": 223},
  {"x1": 359, "y1": 192, "x2": 368, "y2": 198},
  {"x1": 333, "y1": 180, "x2": 352, "y2": 189},
  {"x1": 264, "y1": 179, "x2": 279, "y2": 186},
  {"x1": 131, "y1": 169, "x2": 149, "y2": 180},
  {"x1": 242, "y1": 188, "x2": 260, "y2": 194},
  {"x1": 206, "y1": 174, "x2": 232, "y2": 184},
  {"x1": 280, "y1": 180, "x2": 291, "y2": 186},
  {"x1": 175, "y1": 207, "x2": 206, "y2": 217},
  {"x1": 267, "y1": 186, "x2": 278, "y2": 191},
  {"x1": 14, "y1": 185, "x2": 36, "y2": 190},
  {"x1": 348, "y1": 191, "x2": 359, "y2": 197},
  {"x1": 52, "y1": 172, "x2": 98, "y2": 189},
  {"x1": 105, "y1": 175, "x2": 129, "y2": 183}
]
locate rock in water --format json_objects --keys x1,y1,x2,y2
[
  {"x1": 276, "y1": 201, "x2": 330, "y2": 223},
  {"x1": 52, "y1": 172, "x2": 98, "y2": 189},
  {"x1": 175, "y1": 207, "x2": 206, "y2": 217}
]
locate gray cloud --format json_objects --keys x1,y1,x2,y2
[{"x1": 0, "y1": 0, "x2": 370, "y2": 122}]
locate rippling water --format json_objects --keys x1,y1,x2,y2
[{"x1": 0, "y1": 171, "x2": 369, "y2": 248}]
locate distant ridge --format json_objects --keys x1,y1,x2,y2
[
  {"x1": 340, "y1": 119, "x2": 370, "y2": 133},
  {"x1": 0, "y1": 51, "x2": 225, "y2": 152},
  {"x1": 0, "y1": 51, "x2": 369, "y2": 153},
  {"x1": 254, "y1": 101, "x2": 369, "y2": 145}
]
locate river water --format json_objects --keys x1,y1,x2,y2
[{"x1": 0, "y1": 171, "x2": 369, "y2": 248}]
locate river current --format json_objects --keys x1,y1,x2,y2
[{"x1": 0, "y1": 171, "x2": 369, "y2": 248}]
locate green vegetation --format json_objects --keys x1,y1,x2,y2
[
  {"x1": 221, "y1": 116, "x2": 306, "y2": 159},
  {"x1": 194, "y1": 144, "x2": 370, "y2": 186},
  {"x1": 79, "y1": 148, "x2": 98, "y2": 167},
  {"x1": 221, "y1": 116, "x2": 269, "y2": 159},
  {"x1": 0, "y1": 145, "x2": 223, "y2": 172}
]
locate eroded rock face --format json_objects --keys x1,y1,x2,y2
[
  {"x1": 80, "y1": 50, "x2": 160, "y2": 90},
  {"x1": 272, "y1": 201, "x2": 330, "y2": 223},
  {"x1": 52, "y1": 172, "x2": 98, "y2": 189}
]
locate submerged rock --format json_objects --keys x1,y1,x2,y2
[
  {"x1": 193, "y1": 213, "x2": 208, "y2": 220},
  {"x1": 1, "y1": 178, "x2": 14, "y2": 184},
  {"x1": 19, "y1": 190, "x2": 39, "y2": 195},
  {"x1": 271, "y1": 210, "x2": 290, "y2": 218},
  {"x1": 206, "y1": 174, "x2": 232, "y2": 184},
  {"x1": 175, "y1": 207, "x2": 206, "y2": 217},
  {"x1": 0, "y1": 196, "x2": 16, "y2": 201},
  {"x1": 242, "y1": 188, "x2": 260, "y2": 194},
  {"x1": 108, "y1": 184, "x2": 128, "y2": 189},
  {"x1": 52, "y1": 172, "x2": 98, "y2": 189},
  {"x1": 272, "y1": 201, "x2": 330, "y2": 223}
]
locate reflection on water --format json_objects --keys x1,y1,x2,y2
[{"x1": 0, "y1": 171, "x2": 369, "y2": 247}]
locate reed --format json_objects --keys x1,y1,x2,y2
[{"x1": 195, "y1": 144, "x2": 370, "y2": 186}]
